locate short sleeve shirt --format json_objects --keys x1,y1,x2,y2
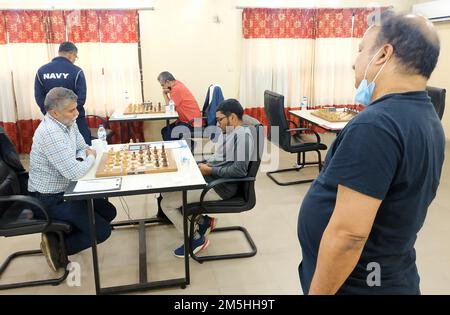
[{"x1": 297, "y1": 91, "x2": 445, "y2": 294}]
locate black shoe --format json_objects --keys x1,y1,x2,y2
[{"x1": 40, "y1": 233, "x2": 62, "y2": 272}]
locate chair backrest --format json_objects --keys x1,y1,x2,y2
[
  {"x1": 239, "y1": 115, "x2": 265, "y2": 206},
  {"x1": 0, "y1": 127, "x2": 27, "y2": 194},
  {"x1": 202, "y1": 84, "x2": 224, "y2": 126},
  {"x1": 264, "y1": 90, "x2": 291, "y2": 151},
  {"x1": 426, "y1": 86, "x2": 446, "y2": 120}
]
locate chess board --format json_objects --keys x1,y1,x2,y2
[
  {"x1": 95, "y1": 144, "x2": 177, "y2": 178},
  {"x1": 123, "y1": 103, "x2": 165, "y2": 115},
  {"x1": 311, "y1": 108, "x2": 358, "y2": 122}
]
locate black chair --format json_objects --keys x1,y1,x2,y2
[
  {"x1": 185, "y1": 114, "x2": 264, "y2": 263},
  {"x1": 426, "y1": 86, "x2": 446, "y2": 120},
  {"x1": 264, "y1": 90, "x2": 327, "y2": 186},
  {"x1": 86, "y1": 115, "x2": 115, "y2": 142},
  {"x1": 0, "y1": 129, "x2": 71, "y2": 290}
]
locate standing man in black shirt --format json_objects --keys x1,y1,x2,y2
[{"x1": 298, "y1": 11, "x2": 444, "y2": 294}]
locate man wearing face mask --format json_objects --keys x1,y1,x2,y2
[
  {"x1": 297, "y1": 11, "x2": 444, "y2": 294},
  {"x1": 28, "y1": 87, "x2": 116, "y2": 273}
]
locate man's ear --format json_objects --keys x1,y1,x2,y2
[{"x1": 374, "y1": 44, "x2": 394, "y2": 65}]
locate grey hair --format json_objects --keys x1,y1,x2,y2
[
  {"x1": 368, "y1": 10, "x2": 440, "y2": 79},
  {"x1": 44, "y1": 87, "x2": 78, "y2": 112},
  {"x1": 157, "y1": 71, "x2": 175, "y2": 83}
]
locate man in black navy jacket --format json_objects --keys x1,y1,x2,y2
[{"x1": 34, "y1": 41, "x2": 91, "y2": 145}]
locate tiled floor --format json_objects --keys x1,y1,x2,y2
[{"x1": 1, "y1": 134, "x2": 449, "y2": 295}]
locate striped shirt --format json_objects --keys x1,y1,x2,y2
[{"x1": 28, "y1": 114, "x2": 95, "y2": 194}]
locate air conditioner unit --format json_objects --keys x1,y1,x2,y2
[{"x1": 413, "y1": 0, "x2": 450, "y2": 22}]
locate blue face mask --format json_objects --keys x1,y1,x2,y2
[{"x1": 355, "y1": 48, "x2": 390, "y2": 106}]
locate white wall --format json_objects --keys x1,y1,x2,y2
[{"x1": 140, "y1": 0, "x2": 415, "y2": 106}]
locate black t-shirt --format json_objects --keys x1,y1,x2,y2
[{"x1": 297, "y1": 91, "x2": 445, "y2": 294}]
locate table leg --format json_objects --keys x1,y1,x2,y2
[
  {"x1": 119, "y1": 122, "x2": 125, "y2": 144},
  {"x1": 87, "y1": 199, "x2": 101, "y2": 294},
  {"x1": 182, "y1": 190, "x2": 190, "y2": 286}
]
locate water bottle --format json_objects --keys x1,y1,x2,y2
[
  {"x1": 168, "y1": 99, "x2": 175, "y2": 113},
  {"x1": 301, "y1": 96, "x2": 308, "y2": 110},
  {"x1": 97, "y1": 124, "x2": 107, "y2": 150}
]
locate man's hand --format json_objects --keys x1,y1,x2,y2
[
  {"x1": 198, "y1": 163, "x2": 212, "y2": 176},
  {"x1": 162, "y1": 88, "x2": 170, "y2": 95},
  {"x1": 86, "y1": 148, "x2": 97, "y2": 158}
]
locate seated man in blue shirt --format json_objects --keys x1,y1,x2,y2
[
  {"x1": 298, "y1": 11, "x2": 444, "y2": 295},
  {"x1": 28, "y1": 87, "x2": 116, "y2": 272}
]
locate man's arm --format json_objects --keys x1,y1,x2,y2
[
  {"x1": 34, "y1": 72, "x2": 46, "y2": 115},
  {"x1": 42, "y1": 129, "x2": 95, "y2": 180},
  {"x1": 308, "y1": 184, "x2": 381, "y2": 295},
  {"x1": 162, "y1": 89, "x2": 170, "y2": 105},
  {"x1": 210, "y1": 131, "x2": 253, "y2": 178},
  {"x1": 75, "y1": 70, "x2": 87, "y2": 109}
]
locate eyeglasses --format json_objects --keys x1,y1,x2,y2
[{"x1": 216, "y1": 116, "x2": 228, "y2": 124}]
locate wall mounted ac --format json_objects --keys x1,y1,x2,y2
[{"x1": 413, "y1": 0, "x2": 450, "y2": 22}]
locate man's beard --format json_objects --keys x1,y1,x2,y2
[{"x1": 62, "y1": 117, "x2": 78, "y2": 127}]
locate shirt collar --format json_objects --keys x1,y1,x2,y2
[{"x1": 46, "y1": 113, "x2": 71, "y2": 133}]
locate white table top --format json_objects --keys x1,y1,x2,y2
[
  {"x1": 64, "y1": 140, "x2": 206, "y2": 198},
  {"x1": 289, "y1": 109, "x2": 348, "y2": 131},
  {"x1": 109, "y1": 110, "x2": 179, "y2": 122}
]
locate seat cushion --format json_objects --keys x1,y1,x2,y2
[
  {"x1": 185, "y1": 196, "x2": 251, "y2": 215},
  {"x1": 289, "y1": 134, "x2": 327, "y2": 152}
]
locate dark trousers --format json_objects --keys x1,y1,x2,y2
[
  {"x1": 76, "y1": 116, "x2": 92, "y2": 146},
  {"x1": 30, "y1": 192, "x2": 116, "y2": 255}
]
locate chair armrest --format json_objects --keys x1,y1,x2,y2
[
  {"x1": 287, "y1": 127, "x2": 322, "y2": 143},
  {"x1": 0, "y1": 195, "x2": 51, "y2": 232},
  {"x1": 199, "y1": 177, "x2": 256, "y2": 207}
]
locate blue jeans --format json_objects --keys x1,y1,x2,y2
[{"x1": 30, "y1": 192, "x2": 116, "y2": 255}]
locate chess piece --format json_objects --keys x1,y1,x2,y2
[
  {"x1": 162, "y1": 157, "x2": 168, "y2": 167},
  {"x1": 132, "y1": 152, "x2": 137, "y2": 160},
  {"x1": 158, "y1": 102, "x2": 161, "y2": 112},
  {"x1": 129, "y1": 138, "x2": 134, "y2": 144},
  {"x1": 155, "y1": 159, "x2": 160, "y2": 167}
]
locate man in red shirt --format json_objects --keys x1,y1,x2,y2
[{"x1": 157, "y1": 71, "x2": 201, "y2": 144}]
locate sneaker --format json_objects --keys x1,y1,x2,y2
[
  {"x1": 40, "y1": 233, "x2": 61, "y2": 272},
  {"x1": 173, "y1": 235, "x2": 209, "y2": 258},
  {"x1": 198, "y1": 215, "x2": 217, "y2": 237}
]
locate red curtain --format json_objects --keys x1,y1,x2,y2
[
  {"x1": 242, "y1": 7, "x2": 385, "y2": 128},
  {"x1": 0, "y1": 9, "x2": 143, "y2": 152},
  {"x1": 242, "y1": 8, "x2": 316, "y2": 39},
  {"x1": 242, "y1": 7, "x2": 386, "y2": 39}
]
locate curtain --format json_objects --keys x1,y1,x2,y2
[
  {"x1": 239, "y1": 7, "x2": 383, "y2": 127},
  {"x1": 0, "y1": 9, "x2": 143, "y2": 153}
]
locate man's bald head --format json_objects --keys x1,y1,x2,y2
[{"x1": 368, "y1": 10, "x2": 440, "y2": 79}]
